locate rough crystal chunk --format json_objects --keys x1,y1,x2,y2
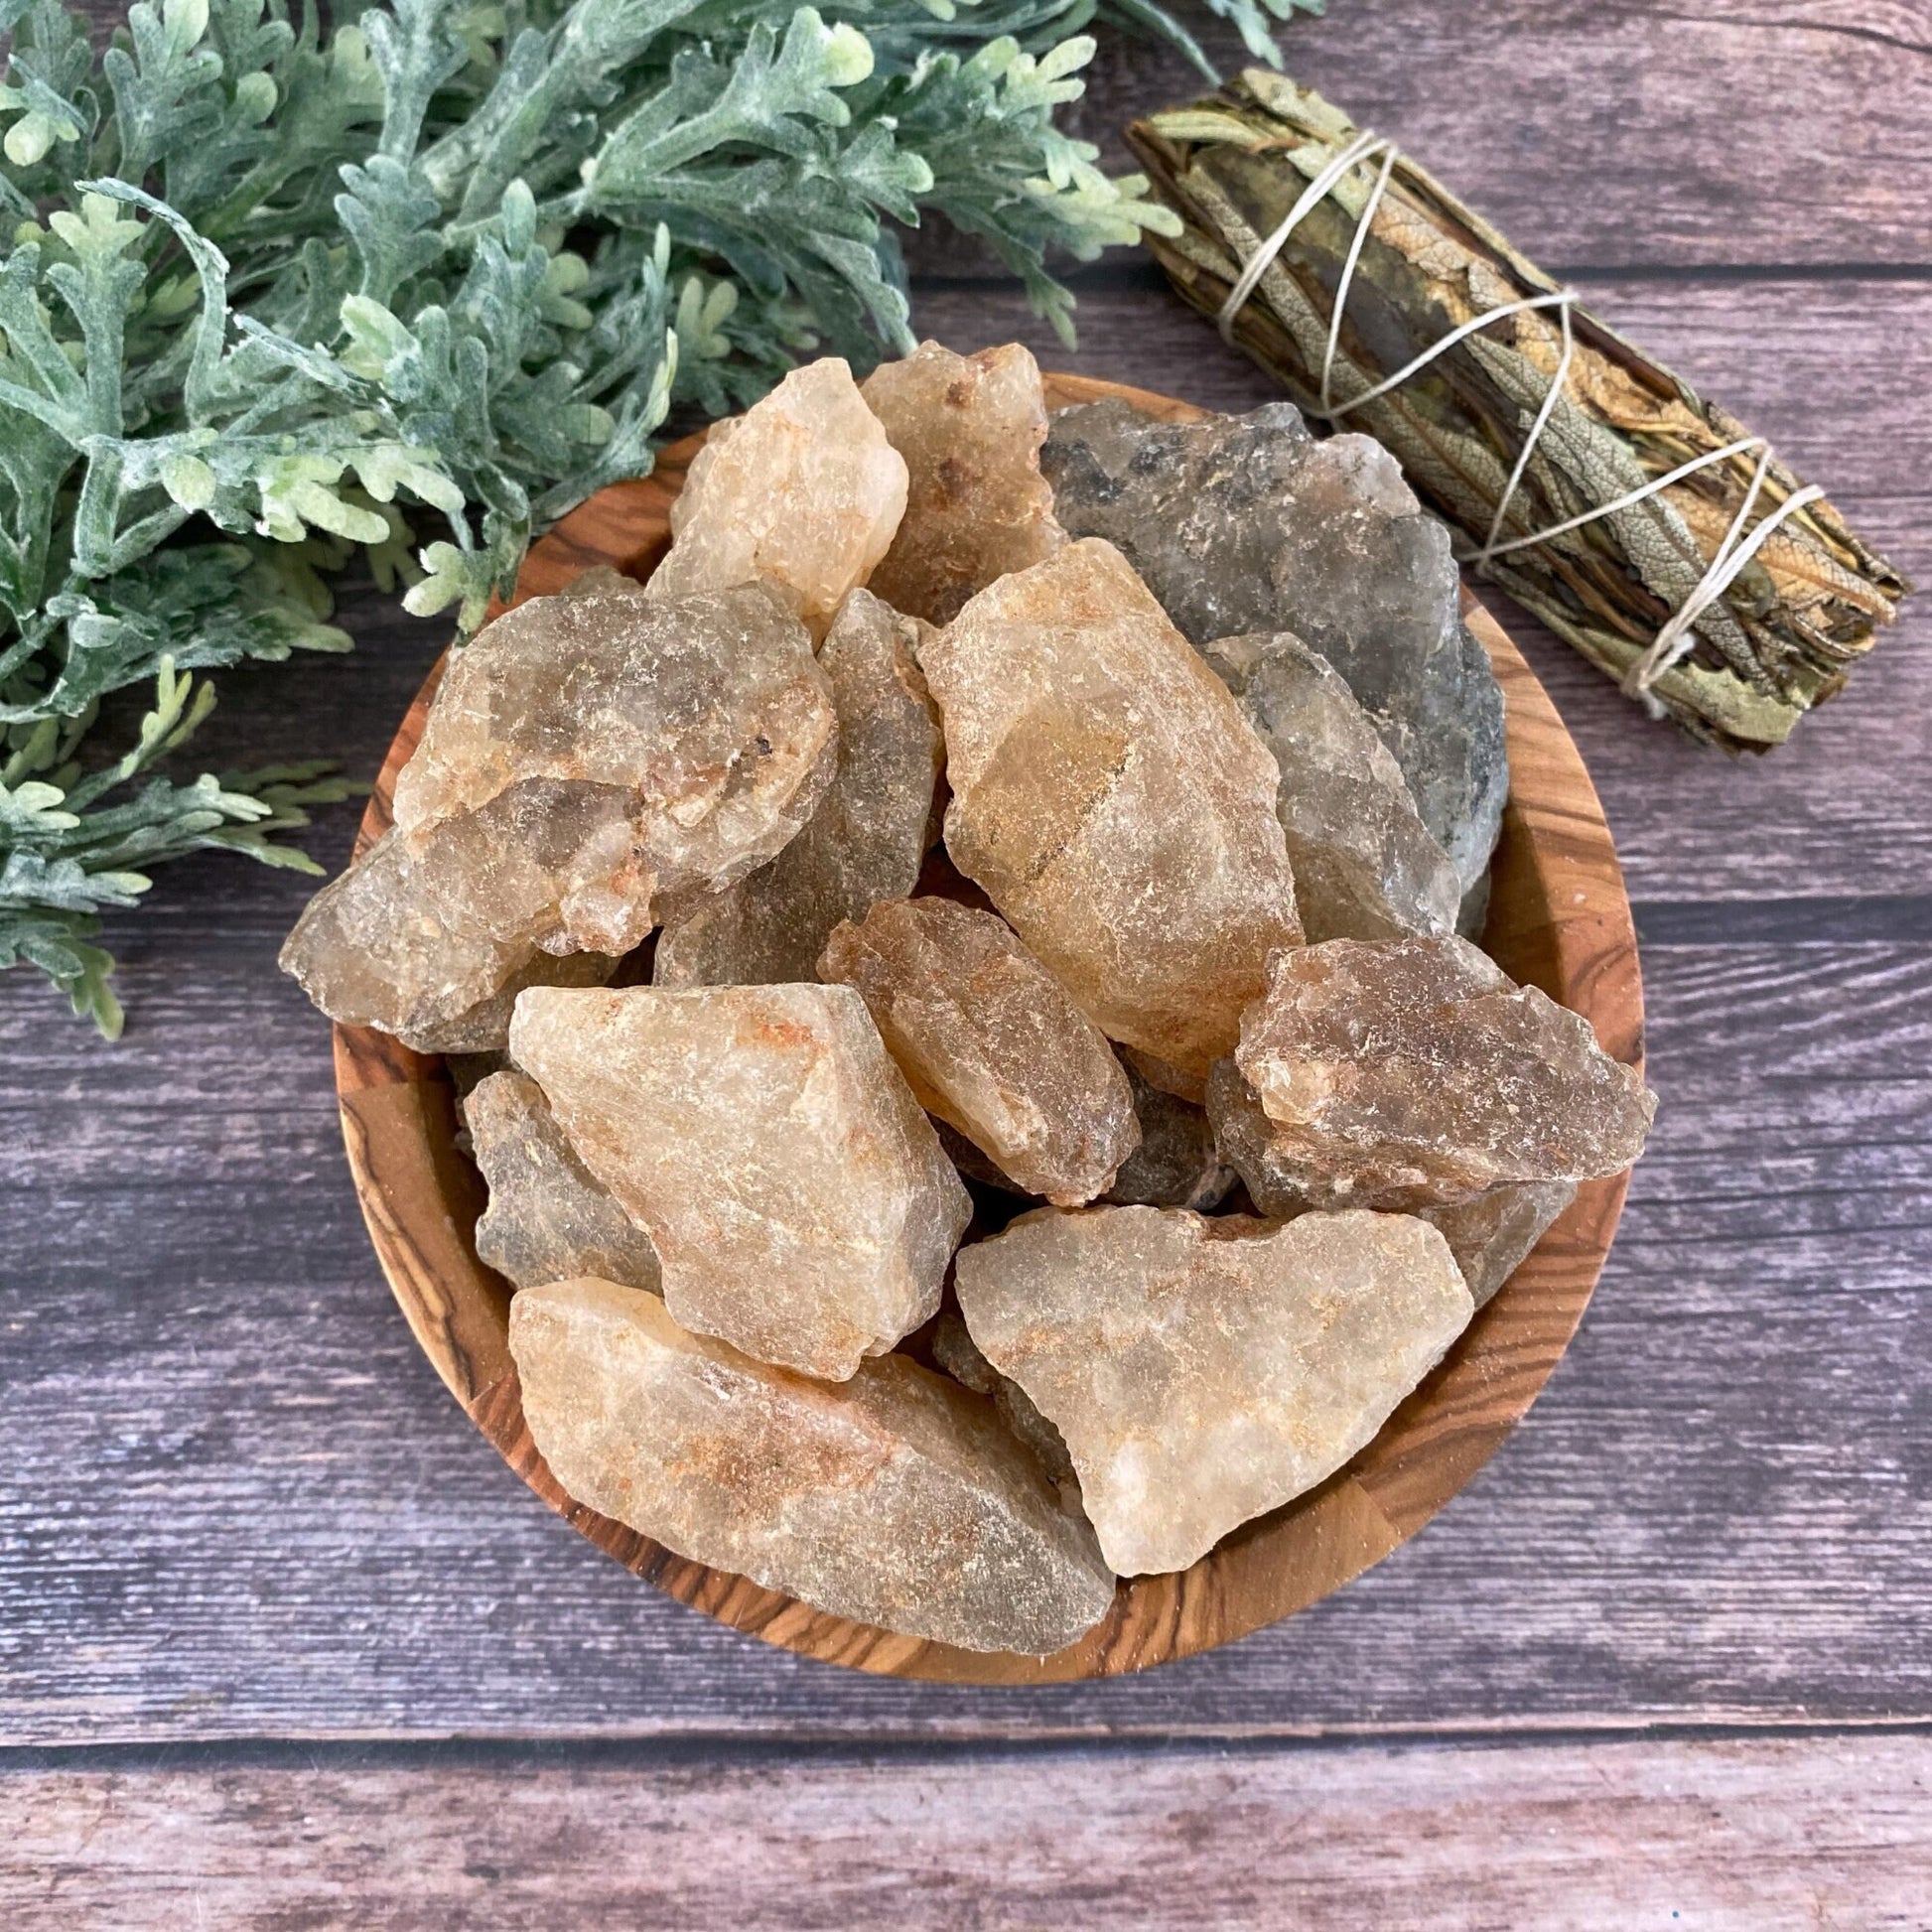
[
  {"x1": 930, "y1": 1306, "x2": 1079, "y2": 1499},
  {"x1": 1041, "y1": 400, "x2": 1507, "y2": 904},
  {"x1": 647, "y1": 358, "x2": 908, "y2": 636},
  {"x1": 860, "y1": 341, "x2": 1065, "y2": 624},
  {"x1": 1104, "y1": 1061, "x2": 1236, "y2": 1211},
  {"x1": 465, "y1": 1070, "x2": 662, "y2": 1294},
  {"x1": 394, "y1": 573, "x2": 834, "y2": 895},
  {"x1": 1203, "y1": 631, "x2": 1460, "y2": 942},
  {"x1": 1234, "y1": 937, "x2": 1656, "y2": 1206},
  {"x1": 281, "y1": 803, "x2": 627, "y2": 1053},
  {"x1": 1417, "y1": 1179, "x2": 1578, "y2": 1309},
  {"x1": 820, "y1": 897, "x2": 1140, "y2": 1206},
  {"x1": 955, "y1": 1206, "x2": 1473, "y2": 1576},
  {"x1": 1207, "y1": 1055, "x2": 1369, "y2": 1214},
  {"x1": 509, "y1": 984, "x2": 972, "y2": 1380},
  {"x1": 511, "y1": 1279, "x2": 1115, "y2": 1652},
  {"x1": 655, "y1": 589, "x2": 941, "y2": 987},
  {"x1": 1206, "y1": 1058, "x2": 1576, "y2": 1295},
  {"x1": 922, "y1": 538, "x2": 1304, "y2": 1084},
  {"x1": 282, "y1": 579, "x2": 834, "y2": 1046}
]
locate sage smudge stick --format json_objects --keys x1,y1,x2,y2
[{"x1": 1128, "y1": 70, "x2": 1910, "y2": 751}]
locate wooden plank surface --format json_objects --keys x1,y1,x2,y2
[
  {"x1": 4, "y1": 1732, "x2": 1928, "y2": 1929},
  {"x1": 4, "y1": 0, "x2": 1930, "y2": 1908},
  {"x1": 1052, "y1": 0, "x2": 1932, "y2": 267}
]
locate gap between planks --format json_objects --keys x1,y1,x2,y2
[{"x1": 4, "y1": 1714, "x2": 1932, "y2": 1773}]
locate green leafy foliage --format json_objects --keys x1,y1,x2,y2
[{"x1": 0, "y1": 0, "x2": 1311, "y2": 1033}]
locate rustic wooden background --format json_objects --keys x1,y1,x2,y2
[{"x1": 5, "y1": 1, "x2": 1930, "y2": 1924}]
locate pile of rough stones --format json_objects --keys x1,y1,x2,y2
[{"x1": 285, "y1": 344, "x2": 1654, "y2": 1654}]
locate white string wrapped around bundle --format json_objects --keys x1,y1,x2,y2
[{"x1": 1214, "y1": 134, "x2": 1825, "y2": 715}]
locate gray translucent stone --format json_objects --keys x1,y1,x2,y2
[
  {"x1": 1104, "y1": 1061, "x2": 1236, "y2": 1211},
  {"x1": 1207, "y1": 1055, "x2": 1380, "y2": 1215},
  {"x1": 281, "y1": 576, "x2": 835, "y2": 1048},
  {"x1": 392, "y1": 573, "x2": 835, "y2": 904},
  {"x1": 1203, "y1": 630, "x2": 1460, "y2": 942},
  {"x1": 465, "y1": 1070, "x2": 661, "y2": 1294},
  {"x1": 278, "y1": 789, "x2": 631, "y2": 1052},
  {"x1": 955, "y1": 1206, "x2": 1473, "y2": 1576},
  {"x1": 510, "y1": 1278, "x2": 1116, "y2": 1652},
  {"x1": 930, "y1": 1307, "x2": 1080, "y2": 1497},
  {"x1": 1041, "y1": 399, "x2": 1506, "y2": 903},
  {"x1": 1233, "y1": 936, "x2": 1657, "y2": 1207},
  {"x1": 508, "y1": 983, "x2": 972, "y2": 1381},
  {"x1": 1207, "y1": 1057, "x2": 1576, "y2": 1300},
  {"x1": 1417, "y1": 1179, "x2": 1578, "y2": 1309},
  {"x1": 654, "y1": 589, "x2": 942, "y2": 987}
]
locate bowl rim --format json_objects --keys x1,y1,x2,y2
[{"x1": 331, "y1": 370, "x2": 1645, "y2": 1683}]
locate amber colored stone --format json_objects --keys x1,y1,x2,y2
[
  {"x1": 281, "y1": 577, "x2": 834, "y2": 1048},
  {"x1": 1234, "y1": 936, "x2": 1656, "y2": 1206},
  {"x1": 955, "y1": 1206, "x2": 1472, "y2": 1576},
  {"x1": 922, "y1": 538, "x2": 1304, "y2": 1084},
  {"x1": 510, "y1": 1278, "x2": 1116, "y2": 1651},
  {"x1": 508, "y1": 983, "x2": 972, "y2": 1381},
  {"x1": 465, "y1": 1070, "x2": 661, "y2": 1294},
  {"x1": 655, "y1": 589, "x2": 941, "y2": 987},
  {"x1": 861, "y1": 341, "x2": 1065, "y2": 624},
  {"x1": 819, "y1": 897, "x2": 1140, "y2": 1206},
  {"x1": 647, "y1": 358, "x2": 908, "y2": 636}
]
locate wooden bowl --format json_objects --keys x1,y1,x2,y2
[{"x1": 333, "y1": 373, "x2": 1644, "y2": 1681}]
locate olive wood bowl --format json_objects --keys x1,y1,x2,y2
[{"x1": 333, "y1": 372, "x2": 1645, "y2": 1681}]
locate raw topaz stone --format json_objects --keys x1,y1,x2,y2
[
  {"x1": 820, "y1": 897, "x2": 1140, "y2": 1206},
  {"x1": 465, "y1": 1069, "x2": 662, "y2": 1295},
  {"x1": 280, "y1": 575, "x2": 834, "y2": 1049},
  {"x1": 647, "y1": 358, "x2": 908, "y2": 636},
  {"x1": 861, "y1": 341, "x2": 1065, "y2": 624},
  {"x1": 511, "y1": 1279, "x2": 1115, "y2": 1652},
  {"x1": 1041, "y1": 399, "x2": 1507, "y2": 905},
  {"x1": 1204, "y1": 631, "x2": 1460, "y2": 942},
  {"x1": 655, "y1": 589, "x2": 942, "y2": 987},
  {"x1": 1233, "y1": 936, "x2": 1656, "y2": 1206},
  {"x1": 955, "y1": 1206, "x2": 1472, "y2": 1576},
  {"x1": 921, "y1": 538, "x2": 1303, "y2": 1086},
  {"x1": 509, "y1": 984, "x2": 971, "y2": 1381},
  {"x1": 1205, "y1": 1059, "x2": 1575, "y2": 1301}
]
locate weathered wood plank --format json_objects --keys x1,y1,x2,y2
[
  {"x1": 4, "y1": 913, "x2": 1926, "y2": 1740},
  {"x1": 1055, "y1": 0, "x2": 1932, "y2": 267},
  {"x1": 4, "y1": 1732, "x2": 1929, "y2": 1928}
]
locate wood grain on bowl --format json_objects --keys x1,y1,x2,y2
[{"x1": 332, "y1": 373, "x2": 1645, "y2": 1681}]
